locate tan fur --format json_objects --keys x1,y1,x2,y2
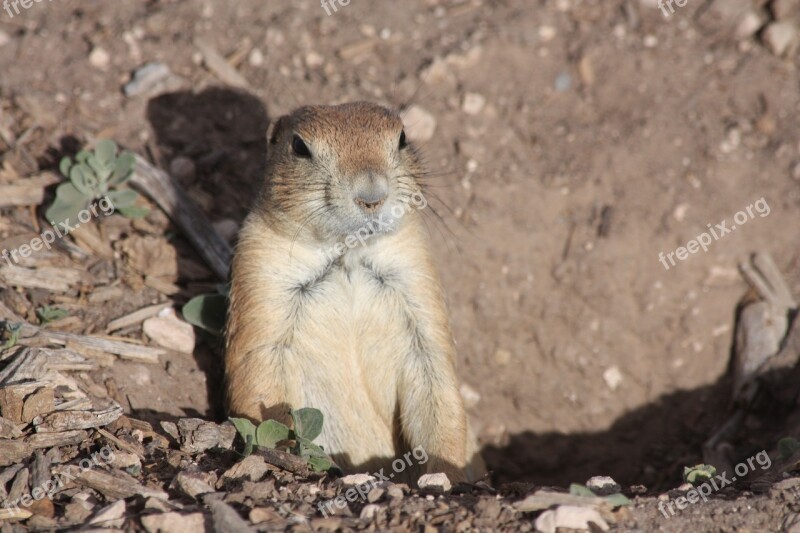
[{"x1": 225, "y1": 102, "x2": 485, "y2": 483}]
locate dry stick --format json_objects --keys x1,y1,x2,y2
[{"x1": 131, "y1": 155, "x2": 232, "y2": 281}]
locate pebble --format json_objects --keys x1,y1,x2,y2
[
  {"x1": 735, "y1": 10, "x2": 765, "y2": 39},
  {"x1": 169, "y1": 156, "x2": 196, "y2": 184},
  {"x1": 586, "y1": 476, "x2": 622, "y2": 496},
  {"x1": 792, "y1": 161, "x2": 800, "y2": 181},
  {"x1": 88, "y1": 500, "x2": 126, "y2": 528},
  {"x1": 419, "y1": 57, "x2": 454, "y2": 86},
  {"x1": 762, "y1": 21, "x2": 800, "y2": 57},
  {"x1": 248, "y1": 48, "x2": 264, "y2": 66},
  {"x1": 535, "y1": 505, "x2": 609, "y2": 533},
  {"x1": 0, "y1": 30, "x2": 10, "y2": 47},
  {"x1": 603, "y1": 366, "x2": 623, "y2": 391},
  {"x1": 339, "y1": 473, "x2": 375, "y2": 486},
  {"x1": 88, "y1": 46, "x2": 110, "y2": 70},
  {"x1": 143, "y1": 308, "x2": 196, "y2": 354},
  {"x1": 554, "y1": 72, "x2": 572, "y2": 92},
  {"x1": 462, "y1": 92, "x2": 486, "y2": 115},
  {"x1": 124, "y1": 62, "x2": 184, "y2": 98},
  {"x1": 360, "y1": 504, "x2": 381, "y2": 520},
  {"x1": 418, "y1": 473, "x2": 452, "y2": 492},
  {"x1": 386, "y1": 484, "x2": 404, "y2": 500},
  {"x1": 494, "y1": 348, "x2": 512, "y2": 365},
  {"x1": 402, "y1": 105, "x2": 437, "y2": 142}
]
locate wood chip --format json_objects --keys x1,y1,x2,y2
[
  {"x1": 33, "y1": 403, "x2": 123, "y2": 433},
  {"x1": 106, "y1": 303, "x2": 171, "y2": 332},
  {"x1": 194, "y1": 37, "x2": 250, "y2": 89},
  {"x1": 64, "y1": 467, "x2": 168, "y2": 500},
  {"x1": 0, "y1": 172, "x2": 60, "y2": 207},
  {"x1": 0, "y1": 440, "x2": 32, "y2": 466},
  {"x1": 26, "y1": 429, "x2": 88, "y2": 449},
  {"x1": 0, "y1": 266, "x2": 86, "y2": 292}
]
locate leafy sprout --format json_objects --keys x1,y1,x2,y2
[
  {"x1": 47, "y1": 139, "x2": 147, "y2": 225},
  {"x1": 683, "y1": 464, "x2": 717, "y2": 485},
  {"x1": 229, "y1": 407, "x2": 334, "y2": 472},
  {"x1": 36, "y1": 306, "x2": 69, "y2": 325}
]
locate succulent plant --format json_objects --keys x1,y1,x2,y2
[
  {"x1": 46, "y1": 139, "x2": 147, "y2": 225},
  {"x1": 230, "y1": 407, "x2": 334, "y2": 472}
]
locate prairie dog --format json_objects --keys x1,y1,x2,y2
[{"x1": 225, "y1": 102, "x2": 484, "y2": 483}]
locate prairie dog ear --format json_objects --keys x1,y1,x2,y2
[{"x1": 267, "y1": 116, "x2": 287, "y2": 146}]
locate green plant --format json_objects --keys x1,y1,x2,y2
[
  {"x1": 1, "y1": 322, "x2": 21, "y2": 350},
  {"x1": 47, "y1": 139, "x2": 147, "y2": 225},
  {"x1": 230, "y1": 407, "x2": 333, "y2": 472},
  {"x1": 182, "y1": 286, "x2": 228, "y2": 337},
  {"x1": 683, "y1": 464, "x2": 717, "y2": 485},
  {"x1": 36, "y1": 306, "x2": 69, "y2": 325},
  {"x1": 568, "y1": 483, "x2": 631, "y2": 507}
]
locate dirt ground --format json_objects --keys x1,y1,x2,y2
[{"x1": 2, "y1": 0, "x2": 800, "y2": 531}]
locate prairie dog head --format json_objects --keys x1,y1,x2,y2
[{"x1": 259, "y1": 102, "x2": 427, "y2": 241}]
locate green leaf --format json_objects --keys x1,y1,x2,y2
[
  {"x1": 59, "y1": 157, "x2": 73, "y2": 177},
  {"x1": 107, "y1": 189, "x2": 138, "y2": 209},
  {"x1": 117, "y1": 205, "x2": 150, "y2": 219},
  {"x1": 36, "y1": 306, "x2": 69, "y2": 324},
  {"x1": 70, "y1": 164, "x2": 100, "y2": 196},
  {"x1": 569, "y1": 484, "x2": 596, "y2": 497},
  {"x1": 683, "y1": 464, "x2": 717, "y2": 485},
  {"x1": 605, "y1": 493, "x2": 632, "y2": 507},
  {"x1": 2, "y1": 323, "x2": 22, "y2": 350},
  {"x1": 75, "y1": 150, "x2": 90, "y2": 163},
  {"x1": 182, "y1": 294, "x2": 227, "y2": 337},
  {"x1": 307, "y1": 456, "x2": 332, "y2": 472},
  {"x1": 95, "y1": 139, "x2": 117, "y2": 167},
  {"x1": 778, "y1": 438, "x2": 800, "y2": 460},
  {"x1": 255, "y1": 419, "x2": 291, "y2": 448},
  {"x1": 297, "y1": 438, "x2": 329, "y2": 459},
  {"x1": 229, "y1": 417, "x2": 257, "y2": 443},
  {"x1": 291, "y1": 408, "x2": 324, "y2": 441},
  {"x1": 110, "y1": 152, "x2": 135, "y2": 186},
  {"x1": 86, "y1": 154, "x2": 113, "y2": 184},
  {"x1": 243, "y1": 434, "x2": 254, "y2": 457},
  {"x1": 46, "y1": 182, "x2": 90, "y2": 226}
]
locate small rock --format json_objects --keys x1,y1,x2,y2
[
  {"x1": 603, "y1": 366, "x2": 623, "y2": 391},
  {"x1": 367, "y1": 486, "x2": 385, "y2": 503},
  {"x1": 494, "y1": 349, "x2": 512, "y2": 365},
  {"x1": 762, "y1": 21, "x2": 800, "y2": 57},
  {"x1": 339, "y1": 473, "x2": 375, "y2": 486},
  {"x1": 462, "y1": 93, "x2": 486, "y2": 115},
  {"x1": 250, "y1": 507, "x2": 281, "y2": 523},
  {"x1": 305, "y1": 51, "x2": 324, "y2": 68},
  {"x1": 578, "y1": 55, "x2": 595, "y2": 85},
  {"x1": 89, "y1": 46, "x2": 110, "y2": 69},
  {"x1": 459, "y1": 383, "x2": 481, "y2": 409},
  {"x1": 219, "y1": 455, "x2": 269, "y2": 485},
  {"x1": 792, "y1": 161, "x2": 800, "y2": 181},
  {"x1": 386, "y1": 484, "x2": 404, "y2": 500},
  {"x1": 538, "y1": 25, "x2": 557, "y2": 42},
  {"x1": 536, "y1": 505, "x2": 610, "y2": 533},
  {"x1": 169, "y1": 156, "x2": 196, "y2": 184},
  {"x1": 175, "y1": 471, "x2": 215, "y2": 499},
  {"x1": 160, "y1": 421, "x2": 180, "y2": 441},
  {"x1": 586, "y1": 476, "x2": 622, "y2": 496},
  {"x1": 248, "y1": 48, "x2": 264, "y2": 67},
  {"x1": 143, "y1": 308, "x2": 196, "y2": 354},
  {"x1": 402, "y1": 105, "x2": 436, "y2": 142},
  {"x1": 554, "y1": 72, "x2": 572, "y2": 92},
  {"x1": 142, "y1": 512, "x2": 206, "y2": 533},
  {"x1": 0, "y1": 30, "x2": 10, "y2": 47},
  {"x1": 736, "y1": 10, "x2": 766, "y2": 39},
  {"x1": 418, "y1": 473, "x2": 452, "y2": 492},
  {"x1": 88, "y1": 500, "x2": 125, "y2": 528},
  {"x1": 124, "y1": 62, "x2": 185, "y2": 98},
  {"x1": 360, "y1": 504, "x2": 381, "y2": 520}
]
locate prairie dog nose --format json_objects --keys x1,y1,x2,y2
[{"x1": 353, "y1": 177, "x2": 388, "y2": 213}]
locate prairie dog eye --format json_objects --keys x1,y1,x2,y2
[
  {"x1": 398, "y1": 130, "x2": 407, "y2": 150},
  {"x1": 292, "y1": 135, "x2": 311, "y2": 158}
]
